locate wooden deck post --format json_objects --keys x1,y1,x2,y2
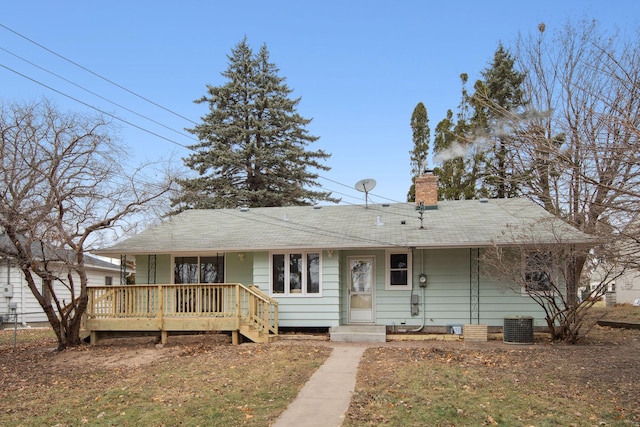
[
  {"x1": 235, "y1": 284, "x2": 241, "y2": 318},
  {"x1": 157, "y1": 285, "x2": 164, "y2": 330}
]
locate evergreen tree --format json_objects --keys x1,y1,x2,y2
[
  {"x1": 471, "y1": 44, "x2": 526, "y2": 198},
  {"x1": 173, "y1": 38, "x2": 337, "y2": 210},
  {"x1": 433, "y1": 74, "x2": 480, "y2": 200},
  {"x1": 407, "y1": 102, "x2": 430, "y2": 201}
]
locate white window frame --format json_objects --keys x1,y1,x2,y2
[
  {"x1": 385, "y1": 250, "x2": 412, "y2": 290},
  {"x1": 520, "y1": 251, "x2": 560, "y2": 296},
  {"x1": 270, "y1": 251, "x2": 322, "y2": 297}
]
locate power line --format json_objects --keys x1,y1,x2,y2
[
  {"x1": 318, "y1": 174, "x2": 405, "y2": 204},
  {"x1": 1, "y1": 59, "x2": 403, "y2": 205},
  {"x1": 0, "y1": 63, "x2": 191, "y2": 149},
  {"x1": 0, "y1": 46, "x2": 199, "y2": 144},
  {"x1": 0, "y1": 24, "x2": 405, "y2": 205},
  {"x1": 0, "y1": 22, "x2": 198, "y2": 126}
]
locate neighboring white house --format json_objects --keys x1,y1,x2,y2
[
  {"x1": 588, "y1": 266, "x2": 640, "y2": 306},
  {"x1": 615, "y1": 269, "x2": 640, "y2": 305},
  {"x1": 1, "y1": 233, "x2": 124, "y2": 326}
]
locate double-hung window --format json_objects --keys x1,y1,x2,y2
[
  {"x1": 271, "y1": 252, "x2": 321, "y2": 295},
  {"x1": 386, "y1": 250, "x2": 412, "y2": 290}
]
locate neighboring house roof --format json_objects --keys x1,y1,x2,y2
[
  {"x1": 83, "y1": 255, "x2": 124, "y2": 272},
  {"x1": 0, "y1": 231, "x2": 122, "y2": 272},
  {"x1": 95, "y1": 198, "x2": 592, "y2": 256},
  {"x1": 0, "y1": 231, "x2": 63, "y2": 261}
]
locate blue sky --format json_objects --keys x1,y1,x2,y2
[{"x1": 2, "y1": 1, "x2": 638, "y2": 205}]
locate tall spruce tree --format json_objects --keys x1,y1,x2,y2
[
  {"x1": 407, "y1": 102, "x2": 430, "y2": 201},
  {"x1": 173, "y1": 38, "x2": 337, "y2": 210},
  {"x1": 471, "y1": 44, "x2": 526, "y2": 198},
  {"x1": 433, "y1": 74, "x2": 480, "y2": 200}
]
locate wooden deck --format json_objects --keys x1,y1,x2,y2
[{"x1": 82, "y1": 283, "x2": 278, "y2": 344}]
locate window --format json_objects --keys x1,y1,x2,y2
[
  {"x1": 105, "y1": 276, "x2": 113, "y2": 286},
  {"x1": 271, "y1": 252, "x2": 321, "y2": 295},
  {"x1": 173, "y1": 255, "x2": 226, "y2": 314},
  {"x1": 523, "y1": 252, "x2": 553, "y2": 294},
  {"x1": 174, "y1": 255, "x2": 225, "y2": 284},
  {"x1": 200, "y1": 256, "x2": 225, "y2": 283},
  {"x1": 386, "y1": 251, "x2": 412, "y2": 290}
]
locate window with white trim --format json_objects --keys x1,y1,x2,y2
[
  {"x1": 386, "y1": 250, "x2": 412, "y2": 290},
  {"x1": 523, "y1": 252, "x2": 554, "y2": 294},
  {"x1": 271, "y1": 252, "x2": 321, "y2": 295}
]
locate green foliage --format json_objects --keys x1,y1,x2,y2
[
  {"x1": 409, "y1": 103, "x2": 430, "y2": 174},
  {"x1": 407, "y1": 102, "x2": 430, "y2": 201},
  {"x1": 471, "y1": 44, "x2": 526, "y2": 198},
  {"x1": 173, "y1": 38, "x2": 337, "y2": 211},
  {"x1": 431, "y1": 46, "x2": 526, "y2": 201},
  {"x1": 432, "y1": 75, "x2": 482, "y2": 200}
]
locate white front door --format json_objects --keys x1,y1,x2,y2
[{"x1": 348, "y1": 256, "x2": 375, "y2": 323}]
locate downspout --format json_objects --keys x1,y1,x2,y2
[{"x1": 408, "y1": 248, "x2": 425, "y2": 332}]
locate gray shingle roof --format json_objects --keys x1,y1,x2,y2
[{"x1": 95, "y1": 198, "x2": 593, "y2": 256}]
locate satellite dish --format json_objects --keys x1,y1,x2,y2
[{"x1": 354, "y1": 178, "x2": 376, "y2": 207}]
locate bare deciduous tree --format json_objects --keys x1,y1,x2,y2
[
  {"x1": 474, "y1": 20, "x2": 640, "y2": 339},
  {"x1": 0, "y1": 99, "x2": 174, "y2": 350},
  {"x1": 481, "y1": 219, "x2": 619, "y2": 343}
]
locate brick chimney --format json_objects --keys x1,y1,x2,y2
[{"x1": 414, "y1": 170, "x2": 438, "y2": 209}]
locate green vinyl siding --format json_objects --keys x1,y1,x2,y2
[
  {"x1": 131, "y1": 247, "x2": 549, "y2": 329},
  {"x1": 372, "y1": 248, "x2": 548, "y2": 328},
  {"x1": 253, "y1": 250, "x2": 340, "y2": 328},
  {"x1": 226, "y1": 252, "x2": 253, "y2": 284},
  {"x1": 477, "y1": 280, "x2": 549, "y2": 328},
  {"x1": 135, "y1": 254, "x2": 171, "y2": 284}
]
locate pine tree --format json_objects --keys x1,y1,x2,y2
[
  {"x1": 433, "y1": 74, "x2": 480, "y2": 200},
  {"x1": 407, "y1": 102, "x2": 430, "y2": 201},
  {"x1": 471, "y1": 44, "x2": 526, "y2": 198},
  {"x1": 173, "y1": 38, "x2": 337, "y2": 210}
]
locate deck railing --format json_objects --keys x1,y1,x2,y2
[{"x1": 85, "y1": 283, "x2": 278, "y2": 343}]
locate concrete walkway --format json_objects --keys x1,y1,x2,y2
[{"x1": 272, "y1": 345, "x2": 365, "y2": 427}]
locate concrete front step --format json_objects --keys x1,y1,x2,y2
[{"x1": 329, "y1": 325, "x2": 386, "y2": 343}]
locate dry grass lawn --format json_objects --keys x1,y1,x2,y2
[{"x1": 0, "y1": 305, "x2": 638, "y2": 426}]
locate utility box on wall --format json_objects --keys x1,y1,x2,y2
[{"x1": 1, "y1": 284, "x2": 13, "y2": 298}]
